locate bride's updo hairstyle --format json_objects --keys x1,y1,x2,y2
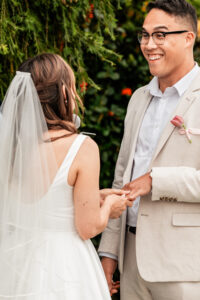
[{"x1": 18, "y1": 53, "x2": 83, "y2": 135}]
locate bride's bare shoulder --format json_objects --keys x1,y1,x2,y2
[
  {"x1": 73, "y1": 135, "x2": 99, "y2": 166},
  {"x1": 80, "y1": 135, "x2": 99, "y2": 152},
  {"x1": 50, "y1": 131, "x2": 99, "y2": 163}
]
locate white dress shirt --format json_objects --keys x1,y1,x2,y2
[{"x1": 100, "y1": 63, "x2": 199, "y2": 259}]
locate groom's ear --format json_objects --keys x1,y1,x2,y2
[{"x1": 185, "y1": 31, "x2": 196, "y2": 48}]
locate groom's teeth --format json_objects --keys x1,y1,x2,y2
[{"x1": 149, "y1": 55, "x2": 162, "y2": 61}]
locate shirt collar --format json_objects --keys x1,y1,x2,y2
[
  {"x1": 146, "y1": 63, "x2": 200, "y2": 98},
  {"x1": 146, "y1": 76, "x2": 162, "y2": 97}
]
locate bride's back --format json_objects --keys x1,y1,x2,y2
[{"x1": 40, "y1": 134, "x2": 88, "y2": 233}]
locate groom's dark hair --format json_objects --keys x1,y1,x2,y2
[{"x1": 147, "y1": 0, "x2": 197, "y2": 35}]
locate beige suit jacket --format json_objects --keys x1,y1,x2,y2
[{"x1": 99, "y1": 70, "x2": 200, "y2": 282}]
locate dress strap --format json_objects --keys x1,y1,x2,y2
[{"x1": 59, "y1": 134, "x2": 87, "y2": 177}]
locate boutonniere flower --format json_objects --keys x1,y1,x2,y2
[
  {"x1": 171, "y1": 115, "x2": 200, "y2": 144},
  {"x1": 171, "y1": 115, "x2": 192, "y2": 143}
]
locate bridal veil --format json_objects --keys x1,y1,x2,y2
[{"x1": 0, "y1": 71, "x2": 59, "y2": 297}]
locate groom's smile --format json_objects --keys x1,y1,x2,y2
[{"x1": 148, "y1": 54, "x2": 163, "y2": 62}]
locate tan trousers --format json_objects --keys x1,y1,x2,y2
[{"x1": 120, "y1": 231, "x2": 200, "y2": 300}]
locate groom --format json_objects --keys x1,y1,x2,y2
[{"x1": 99, "y1": 0, "x2": 200, "y2": 299}]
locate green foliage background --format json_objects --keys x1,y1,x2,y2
[{"x1": 1, "y1": 1, "x2": 200, "y2": 299}]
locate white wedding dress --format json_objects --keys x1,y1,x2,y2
[{"x1": 0, "y1": 134, "x2": 111, "y2": 299}]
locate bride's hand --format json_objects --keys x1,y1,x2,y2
[
  {"x1": 100, "y1": 188, "x2": 128, "y2": 201},
  {"x1": 100, "y1": 188, "x2": 130, "y2": 207},
  {"x1": 106, "y1": 194, "x2": 133, "y2": 219}
]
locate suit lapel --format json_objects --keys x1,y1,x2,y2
[
  {"x1": 150, "y1": 72, "x2": 200, "y2": 165},
  {"x1": 123, "y1": 89, "x2": 152, "y2": 184}
]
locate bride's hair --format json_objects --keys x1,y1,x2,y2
[{"x1": 18, "y1": 53, "x2": 83, "y2": 134}]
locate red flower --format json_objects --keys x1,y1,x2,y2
[
  {"x1": 121, "y1": 88, "x2": 132, "y2": 96},
  {"x1": 86, "y1": 3, "x2": 94, "y2": 22},
  {"x1": 108, "y1": 111, "x2": 115, "y2": 117},
  {"x1": 80, "y1": 82, "x2": 88, "y2": 92},
  {"x1": 170, "y1": 115, "x2": 184, "y2": 128}
]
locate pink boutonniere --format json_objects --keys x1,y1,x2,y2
[{"x1": 171, "y1": 115, "x2": 200, "y2": 144}]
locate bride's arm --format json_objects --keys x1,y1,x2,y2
[{"x1": 72, "y1": 137, "x2": 130, "y2": 240}]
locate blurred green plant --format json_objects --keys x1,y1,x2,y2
[{"x1": 0, "y1": 0, "x2": 121, "y2": 98}]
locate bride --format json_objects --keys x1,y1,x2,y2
[{"x1": 0, "y1": 53, "x2": 132, "y2": 299}]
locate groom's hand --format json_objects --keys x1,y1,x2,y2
[
  {"x1": 123, "y1": 172, "x2": 152, "y2": 200},
  {"x1": 101, "y1": 257, "x2": 119, "y2": 296}
]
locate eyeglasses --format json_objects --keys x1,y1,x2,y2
[{"x1": 137, "y1": 30, "x2": 188, "y2": 45}]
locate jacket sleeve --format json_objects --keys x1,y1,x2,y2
[{"x1": 152, "y1": 166, "x2": 200, "y2": 203}]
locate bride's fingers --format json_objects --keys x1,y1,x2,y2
[
  {"x1": 112, "y1": 282, "x2": 120, "y2": 288},
  {"x1": 115, "y1": 189, "x2": 130, "y2": 194},
  {"x1": 108, "y1": 189, "x2": 130, "y2": 196},
  {"x1": 110, "y1": 288, "x2": 119, "y2": 296},
  {"x1": 110, "y1": 283, "x2": 120, "y2": 295},
  {"x1": 101, "y1": 189, "x2": 131, "y2": 199}
]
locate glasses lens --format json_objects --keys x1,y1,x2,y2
[
  {"x1": 152, "y1": 32, "x2": 165, "y2": 45},
  {"x1": 138, "y1": 32, "x2": 149, "y2": 44}
]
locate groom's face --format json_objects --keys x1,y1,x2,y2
[{"x1": 140, "y1": 8, "x2": 192, "y2": 84}]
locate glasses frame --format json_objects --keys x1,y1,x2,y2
[{"x1": 137, "y1": 30, "x2": 188, "y2": 45}]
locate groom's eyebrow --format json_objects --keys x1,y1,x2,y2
[{"x1": 142, "y1": 25, "x2": 169, "y2": 32}]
